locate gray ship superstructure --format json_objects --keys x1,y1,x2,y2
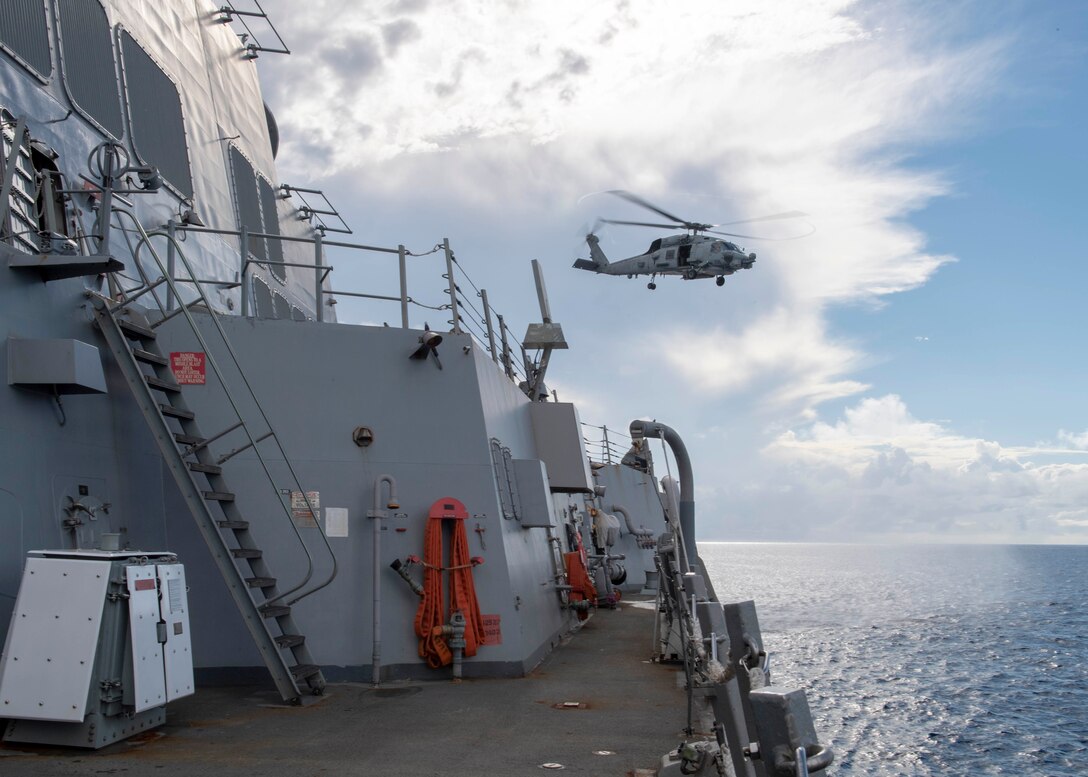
[{"x1": 0, "y1": 2, "x2": 835, "y2": 774}]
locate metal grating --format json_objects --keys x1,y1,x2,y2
[
  {"x1": 257, "y1": 175, "x2": 283, "y2": 280},
  {"x1": 119, "y1": 30, "x2": 193, "y2": 197},
  {"x1": 55, "y1": 0, "x2": 123, "y2": 138},
  {"x1": 229, "y1": 145, "x2": 266, "y2": 263},
  {"x1": 0, "y1": 0, "x2": 51, "y2": 79}
]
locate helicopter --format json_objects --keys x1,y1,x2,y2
[{"x1": 572, "y1": 190, "x2": 809, "y2": 289}]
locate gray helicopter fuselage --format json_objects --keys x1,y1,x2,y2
[{"x1": 575, "y1": 233, "x2": 756, "y2": 281}]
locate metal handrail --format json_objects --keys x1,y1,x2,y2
[
  {"x1": 112, "y1": 209, "x2": 337, "y2": 606},
  {"x1": 167, "y1": 222, "x2": 534, "y2": 390}
]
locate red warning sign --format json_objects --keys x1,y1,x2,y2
[
  {"x1": 170, "y1": 352, "x2": 206, "y2": 385},
  {"x1": 480, "y1": 614, "x2": 502, "y2": 646}
]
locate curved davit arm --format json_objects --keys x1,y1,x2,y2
[{"x1": 629, "y1": 419, "x2": 695, "y2": 569}]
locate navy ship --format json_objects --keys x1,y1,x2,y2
[{"x1": 0, "y1": 2, "x2": 833, "y2": 774}]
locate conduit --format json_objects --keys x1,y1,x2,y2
[
  {"x1": 371, "y1": 475, "x2": 398, "y2": 686},
  {"x1": 611, "y1": 504, "x2": 654, "y2": 541},
  {"x1": 415, "y1": 497, "x2": 485, "y2": 669},
  {"x1": 629, "y1": 420, "x2": 695, "y2": 570}
]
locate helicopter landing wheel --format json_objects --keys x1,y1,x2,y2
[
  {"x1": 716, "y1": 276, "x2": 725, "y2": 286},
  {"x1": 647, "y1": 282, "x2": 657, "y2": 290}
]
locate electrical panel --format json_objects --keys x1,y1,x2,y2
[{"x1": 0, "y1": 550, "x2": 193, "y2": 748}]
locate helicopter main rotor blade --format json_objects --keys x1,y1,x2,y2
[
  {"x1": 708, "y1": 222, "x2": 816, "y2": 241},
  {"x1": 716, "y1": 210, "x2": 808, "y2": 227},
  {"x1": 601, "y1": 218, "x2": 683, "y2": 230},
  {"x1": 607, "y1": 190, "x2": 689, "y2": 227}
]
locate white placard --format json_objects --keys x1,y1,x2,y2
[{"x1": 325, "y1": 507, "x2": 349, "y2": 538}]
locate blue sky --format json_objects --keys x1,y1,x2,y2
[
  {"x1": 254, "y1": 0, "x2": 1088, "y2": 542},
  {"x1": 834, "y1": 1, "x2": 1087, "y2": 446}
]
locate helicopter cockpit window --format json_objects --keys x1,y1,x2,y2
[
  {"x1": 649, "y1": 238, "x2": 662, "y2": 253},
  {"x1": 0, "y1": 0, "x2": 52, "y2": 80},
  {"x1": 56, "y1": 0, "x2": 124, "y2": 138},
  {"x1": 119, "y1": 30, "x2": 193, "y2": 198}
]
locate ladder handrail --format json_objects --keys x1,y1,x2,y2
[{"x1": 111, "y1": 207, "x2": 337, "y2": 606}]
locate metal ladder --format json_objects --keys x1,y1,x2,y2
[{"x1": 87, "y1": 212, "x2": 334, "y2": 704}]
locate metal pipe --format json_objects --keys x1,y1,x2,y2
[
  {"x1": 314, "y1": 230, "x2": 324, "y2": 322},
  {"x1": 480, "y1": 289, "x2": 497, "y2": 362},
  {"x1": 611, "y1": 504, "x2": 654, "y2": 540},
  {"x1": 398, "y1": 244, "x2": 409, "y2": 328},
  {"x1": 630, "y1": 420, "x2": 695, "y2": 570},
  {"x1": 166, "y1": 220, "x2": 177, "y2": 311},
  {"x1": 240, "y1": 227, "x2": 250, "y2": 317},
  {"x1": 449, "y1": 610, "x2": 466, "y2": 681},
  {"x1": 371, "y1": 475, "x2": 399, "y2": 686},
  {"x1": 442, "y1": 238, "x2": 461, "y2": 333},
  {"x1": 497, "y1": 314, "x2": 513, "y2": 378}
]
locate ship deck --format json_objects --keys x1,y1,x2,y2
[{"x1": 1, "y1": 597, "x2": 686, "y2": 776}]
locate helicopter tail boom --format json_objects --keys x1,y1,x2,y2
[{"x1": 572, "y1": 233, "x2": 610, "y2": 272}]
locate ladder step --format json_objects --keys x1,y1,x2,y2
[
  {"x1": 159, "y1": 403, "x2": 194, "y2": 420},
  {"x1": 218, "y1": 519, "x2": 249, "y2": 530},
  {"x1": 145, "y1": 374, "x2": 181, "y2": 393},
  {"x1": 260, "y1": 604, "x2": 291, "y2": 619},
  {"x1": 187, "y1": 461, "x2": 222, "y2": 474},
  {"x1": 174, "y1": 432, "x2": 205, "y2": 445},
  {"x1": 231, "y1": 548, "x2": 263, "y2": 559},
  {"x1": 290, "y1": 664, "x2": 321, "y2": 681},
  {"x1": 203, "y1": 490, "x2": 235, "y2": 502},
  {"x1": 132, "y1": 348, "x2": 168, "y2": 366},
  {"x1": 275, "y1": 634, "x2": 306, "y2": 649},
  {"x1": 118, "y1": 318, "x2": 156, "y2": 340},
  {"x1": 245, "y1": 576, "x2": 277, "y2": 589}
]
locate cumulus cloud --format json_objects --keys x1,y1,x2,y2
[
  {"x1": 1057, "y1": 428, "x2": 1088, "y2": 450},
  {"x1": 741, "y1": 395, "x2": 1088, "y2": 542}
]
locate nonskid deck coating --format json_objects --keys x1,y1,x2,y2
[{"x1": 0, "y1": 597, "x2": 686, "y2": 776}]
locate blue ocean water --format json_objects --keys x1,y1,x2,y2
[{"x1": 700, "y1": 543, "x2": 1088, "y2": 776}]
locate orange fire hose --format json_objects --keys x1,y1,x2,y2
[
  {"x1": 415, "y1": 497, "x2": 485, "y2": 669},
  {"x1": 564, "y1": 550, "x2": 597, "y2": 621}
]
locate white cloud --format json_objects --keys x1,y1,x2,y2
[
  {"x1": 730, "y1": 395, "x2": 1088, "y2": 542},
  {"x1": 1057, "y1": 428, "x2": 1088, "y2": 450}
]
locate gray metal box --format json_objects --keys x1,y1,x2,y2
[
  {"x1": 511, "y1": 458, "x2": 555, "y2": 528},
  {"x1": 528, "y1": 402, "x2": 592, "y2": 493},
  {"x1": 7, "y1": 337, "x2": 107, "y2": 394},
  {"x1": 0, "y1": 550, "x2": 192, "y2": 748}
]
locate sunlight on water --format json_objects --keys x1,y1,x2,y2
[{"x1": 700, "y1": 544, "x2": 1088, "y2": 776}]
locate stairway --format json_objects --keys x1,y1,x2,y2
[{"x1": 90, "y1": 297, "x2": 325, "y2": 703}]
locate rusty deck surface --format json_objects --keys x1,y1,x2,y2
[{"x1": 0, "y1": 597, "x2": 687, "y2": 776}]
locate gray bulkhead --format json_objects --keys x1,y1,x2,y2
[
  {"x1": 0, "y1": 0, "x2": 320, "y2": 658},
  {"x1": 151, "y1": 312, "x2": 573, "y2": 680}
]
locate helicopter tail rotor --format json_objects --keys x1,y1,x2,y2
[{"x1": 572, "y1": 231, "x2": 610, "y2": 272}]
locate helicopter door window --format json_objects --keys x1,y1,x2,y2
[{"x1": 665, "y1": 248, "x2": 676, "y2": 263}]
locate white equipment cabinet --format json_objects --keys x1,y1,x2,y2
[{"x1": 0, "y1": 550, "x2": 193, "y2": 748}]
